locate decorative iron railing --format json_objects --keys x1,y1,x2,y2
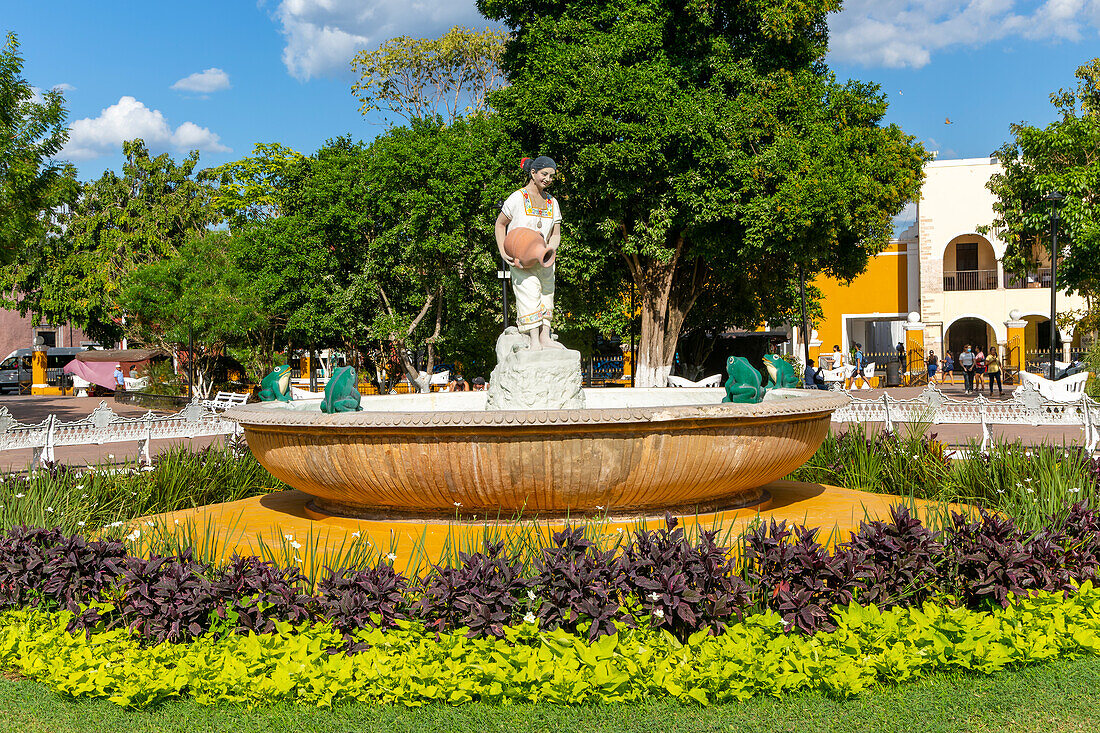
[
  {"x1": 832, "y1": 383, "x2": 1098, "y2": 452},
  {"x1": 0, "y1": 401, "x2": 240, "y2": 469},
  {"x1": 943, "y1": 269, "x2": 998, "y2": 291}
]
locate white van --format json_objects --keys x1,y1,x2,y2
[{"x1": 0, "y1": 347, "x2": 86, "y2": 393}]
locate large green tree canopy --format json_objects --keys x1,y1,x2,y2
[
  {"x1": 2, "y1": 140, "x2": 216, "y2": 345},
  {"x1": 479, "y1": 0, "x2": 928, "y2": 385},
  {"x1": 0, "y1": 32, "x2": 76, "y2": 263},
  {"x1": 986, "y1": 58, "x2": 1100, "y2": 325}
]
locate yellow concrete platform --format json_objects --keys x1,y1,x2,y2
[{"x1": 133, "y1": 481, "x2": 964, "y2": 577}]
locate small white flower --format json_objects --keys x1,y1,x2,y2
[
  {"x1": 351, "y1": 531, "x2": 361, "y2": 538},
  {"x1": 126, "y1": 530, "x2": 141, "y2": 541},
  {"x1": 284, "y1": 534, "x2": 294, "y2": 541},
  {"x1": 1070, "y1": 488, "x2": 1081, "y2": 494},
  {"x1": 290, "y1": 540, "x2": 302, "y2": 550},
  {"x1": 294, "y1": 555, "x2": 302, "y2": 563},
  {"x1": 386, "y1": 552, "x2": 397, "y2": 562},
  {"x1": 81, "y1": 493, "x2": 88, "y2": 499},
  {"x1": 781, "y1": 618, "x2": 790, "y2": 627},
  {"x1": 617, "y1": 527, "x2": 624, "y2": 534},
  {"x1": 652, "y1": 608, "x2": 665, "y2": 621},
  {"x1": 77, "y1": 521, "x2": 86, "y2": 527},
  {"x1": 523, "y1": 612, "x2": 537, "y2": 624},
  {"x1": 45, "y1": 507, "x2": 54, "y2": 513},
  {"x1": 108, "y1": 454, "x2": 114, "y2": 459},
  {"x1": 14, "y1": 493, "x2": 24, "y2": 499},
  {"x1": 76, "y1": 484, "x2": 84, "y2": 490},
  {"x1": 174, "y1": 519, "x2": 180, "y2": 525},
  {"x1": 108, "y1": 521, "x2": 123, "y2": 528},
  {"x1": 527, "y1": 590, "x2": 537, "y2": 601},
  {"x1": 648, "y1": 592, "x2": 660, "y2": 602},
  {"x1": 453, "y1": 502, "x2": 462, "y2": 507},
  {"x1": 144, "y1": 521, "x2": 154, "y2": 527},
  {"x1": 596, "y1": 505, "x2": 604, "y2": 511},
  {"x1": 1027, "y1": 488, "x2": 1034, "y2": 494}
]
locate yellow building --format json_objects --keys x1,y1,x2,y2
[{"x1": 795, "y1": 156, "x2": 1090, "y2": 376}]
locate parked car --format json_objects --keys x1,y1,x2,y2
[{"x1": 0, "y1": 347, "x2": 86, "y2": 393}]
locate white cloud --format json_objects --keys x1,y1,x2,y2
[
  {"x1": 52, "y1": 82, "x2": 76, "y2": 92},
  {"x1": 828, "y1": 0, "x2": 1100, "y2": 68},
  {"x1": 62, "y1": 96, "x2": 230, "y2": 160},
  {"x1": 270, "y1": 0, "x2": 490, "y2": 80},
  {"x1": 171, "y1": 67, "x2": 231, "y2": 93}
]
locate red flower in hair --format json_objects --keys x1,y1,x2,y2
[{"x1": 520, "y1": 157, "x2": 530, "y2": 170}]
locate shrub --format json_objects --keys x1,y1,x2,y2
[
  {"x1": 314, "y1": 563, "x2": 411, "y2": 638},
  {"x1": 212, "y1": 555, "x2": 313, "y2": 634},
  {"x1": 742, "y1": 520, "x2": 837, "y2": 634},
  {"x1": 532, "y1": 526, "x2": 630, "y2": 640},
  {"x1": 0, "y1": 526, "x2": 127, "y2": 611},
  {"x1": 941, "y1": 510, "x2": 1053, "y2": 608},
  {"x1": 414, "y1": 540, "x2": 530, "y2": 638},
  {"x1": 833, "y1": 505, "x2": 943, "y2": 608},
  {"x1": 619, "y1": 515, "x2": 748, "y2": 641}
]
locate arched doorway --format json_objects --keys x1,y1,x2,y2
[{"x1": 945, "y1": 317, "x2": 996, "y2": 358}]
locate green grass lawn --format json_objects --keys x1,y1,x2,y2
[{"x1": 2, "y1": 653, "x2": 1098, "y2": 733}]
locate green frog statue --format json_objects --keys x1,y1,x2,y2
[
  {"x1": 762, "y1": 354, "x2": 799, "y2": 389},
  {"x1": 723, "y1": 356, "x2": 765, "y2": 404},
  {"x1": 257, "y1": 364, "x2": 292, "y2": 402},
  {"x1": 321, "y1": 366, "x2": 363, "y2": 414}
]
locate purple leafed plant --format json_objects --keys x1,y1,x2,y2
[
  {"x1": 212, "y1": 555, "x2": 313, "y2": 634},
  {"x1": 619, "y1": 515, "x2": 748, "y2": 641},
  {"x1": 533, "y1": 525, "x2": 630, "y2": 640},
  {"x1": 315, "y1": 562, "x2": 410, "y2": 638},
  {"x1": 942, "y1": 510, "x2": 1053, "y2": 608},
  {"x1": 0, "y1": 526, "x2": 127, "y2": 612},
  {"x1": 742, "y1": 520, "x2": 836, "y2": 634},
  {"x1": 833, "y1": 505, "x2": 943, "y2": 608},
  {"x1": 414, "y1": 540, "x2": 530, "y2": 638}
]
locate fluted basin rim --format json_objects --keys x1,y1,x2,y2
[{"x1": 225, "y1": 388, "x2": 850, "y2": 428}]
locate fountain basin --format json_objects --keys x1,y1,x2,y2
[{"x1": 226, "y1": 388, "x2": 848, "y2": 518}]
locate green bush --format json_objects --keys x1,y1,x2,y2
[{"x1": 2, "y1": 584, "x2": 1098, "y2": 708}]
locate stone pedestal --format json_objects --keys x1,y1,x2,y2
[{"x1": 486, "y1": 328, "x2": 585, "y2": 411}]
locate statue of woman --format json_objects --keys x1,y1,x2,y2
[{"x1": 494, "y1": 156, "x2": 564, "y2": 350}]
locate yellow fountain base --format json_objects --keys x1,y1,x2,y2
[{"x1": 139, "y1": 481, "x2": 962, "y2": 574}]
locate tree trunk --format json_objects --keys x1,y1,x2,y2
[{"x1": 626, "y1": 233, "x2": 707, "y2": 388}]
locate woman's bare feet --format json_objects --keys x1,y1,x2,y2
[{"x1": 539, "y1": 326, "x2": 565, "y2": 349}]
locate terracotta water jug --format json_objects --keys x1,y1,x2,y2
[{"x1": 503, "y1": 227, "x2": 556, "y2": 268}]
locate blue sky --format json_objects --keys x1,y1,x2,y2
[{"x1": 5, "y1": 0, "x2": 1100, "y2": 201}]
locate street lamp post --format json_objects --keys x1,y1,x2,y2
[{"x1": 1042, "y1": 190, "x2": 1064, "y2": 380}]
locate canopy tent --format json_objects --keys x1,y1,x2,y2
[
  {"x1": 62, "y1": 359, "x2": 118, "y2": 390},
  {"x1": 64, "y1": 349, "x2": 170, "y2": 391}
]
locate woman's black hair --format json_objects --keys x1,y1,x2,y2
[{"x1": 521, "y1": 156, "x2": 557, "y2": 176}]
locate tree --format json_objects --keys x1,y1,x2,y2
[
  {"x1": 201, "y1": 142, "x2": 306, "y2": 231},
  {"x1": 351, "y1": 26, "x2": 507, "y2": 125},
  {"x1": 1, "y1": 140, "x2": 216, "y2": 344},
  {"x1": 122, "y1": 231, "x2": 267, "y2": 397},
  {"x1": 314, "y1": 118, "x2": 518, "y2": 391},
  {"x1": 985, "y1": 58, "x2": 1100, "y2": 321},
  {"x1": 0, "y1": 32, "x2": 77, "y2": 262},
  {"x1": 479, "y1": 0, "x2": 928, "y2": 385}
]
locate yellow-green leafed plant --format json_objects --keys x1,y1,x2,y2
[{"x1": 1, "y1": 584, "x2": 1098, "y2": 709}]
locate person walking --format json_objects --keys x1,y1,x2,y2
[
  {"x1": 986, "y1": 351, "x2": 1003, "y2": 396},
  {"x1": 850, "y1": 343, "x2": 870, "y2": 390},
  {"x1": 974, "y1": 348, "x2": 986, "y2": 392},
  {"x1": 958, "y1": 345, "x2": 976, "y2": 395},
  {"x1": 926, "y1": 350, "x2": 938, "y2": 384},
  {"x1": 942, "y1": 351, "x2": 953, "y2": 385}
]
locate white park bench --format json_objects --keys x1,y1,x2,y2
[
  {"x1": 666, "y1": 374, "x2": 723, "y2": 388},
  {"x1": 200, "y1": 391, "x2": 250, "y2": 410},
  {"x1": 1017, "y1": 371, "x2": 1091, "y2": 402}
]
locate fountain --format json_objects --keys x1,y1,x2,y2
[{"x1": 226, "y1": 386, "x2": 848, "y2": 520}]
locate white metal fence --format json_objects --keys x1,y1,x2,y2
[
  {"x1": 831, "y1": 383, "x2": 1098, "y2": 451},
  {"x1": 0, "y1": 401, "x2": 240, "y2": 469}
]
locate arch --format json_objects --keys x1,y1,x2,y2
[
  {"x1": 939, "y1": 231, "x2": 1000, "y2": 260},
  {"x1": 943, "y1": 313, "x2": 1005, "y2": 344}
]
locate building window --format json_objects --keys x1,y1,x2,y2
[
  {"x1": 955, "y1": 242, "x2": 979, "y2": 271},
  {"x1": 35, "y1": 329, "x2": 57, "y2": 348}
]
